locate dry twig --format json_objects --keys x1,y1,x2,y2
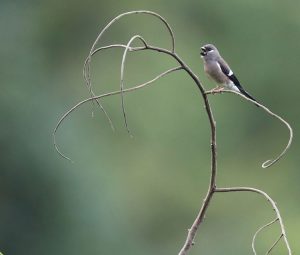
[
  {"x1": 120, "y1": 35, "x2": 148, "y2": 134},
  {"x1": 251, "y1": 218, "x2": 278, "y2": 255},
  {"x1": 53, "y1": 66, "x2": 182, "y2": 161},
  {"x1": 215, "y1": 187, "x2": 291, "y2": 255},
  {"x1": 205, "y1": 89, "x2": 293, "y2": 168}
]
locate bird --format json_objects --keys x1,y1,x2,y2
[{"x1": 200, "y1": 43, "x2": 259, "y2": 107}]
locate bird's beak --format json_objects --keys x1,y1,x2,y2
[{"x1": 200, "y1": 47, "x2": 207, "y2": 57}]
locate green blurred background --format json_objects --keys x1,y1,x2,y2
[{"x1": 1, "y1": 0, "x2": 299, "y2": 254}]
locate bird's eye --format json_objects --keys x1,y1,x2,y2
[{"x1": 205, "y1": 47, "x2": 214, "y2": 53}]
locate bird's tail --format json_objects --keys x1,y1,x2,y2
[{"x1": 239, "y1": 88, "x2": 260, "y2": 107}]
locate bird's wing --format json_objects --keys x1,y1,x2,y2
[
  {"x1": 217, "y1": 58, "x2": 259, "y2": 106},
  {"x1": 217, "y1": 58, "x2": 243, "y2": 90}
]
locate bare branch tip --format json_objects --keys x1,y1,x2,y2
[
  {"x1": 262, "y1": 159, "x2": 275, "y2": 169},
  {"x1": 252, "y1": 218, "x2": 279, "y2": 255},
  {"x1": 53, "y1": 139, "x2": 74, "y2": 163},
  {"x1": 207, "y1": 89, "x2": 293, "y2": 168}
]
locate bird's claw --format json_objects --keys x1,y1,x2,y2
[{"x1": 207, "y1": 87, "x2": 224, "y2": 95}]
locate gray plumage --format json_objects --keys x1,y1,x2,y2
[{"x1": 200, "y1": 44, "x2": 259, "y2": 106}]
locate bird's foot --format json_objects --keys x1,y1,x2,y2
[{"x1": 207, "y1": 86, "x2": 224, "y2": 95}]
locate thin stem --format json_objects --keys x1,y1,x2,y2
[
  {"x1": 82, "y1": 44, "x2": 147, "y2": 131},
  {"x1": 206, "y1": 89, "x2": 293, "y2": 168},
  {"x1": 266, "y1": 233, "x2": 283, "y2": 255},
  {"x1": 84, "y1": 10, "x2": 175, "y2": 96},
  {"x1": 120, "y1": 35, "x2": 148, "y2": 135},
  {"x1": 82, "y1": 10, "x2": 175, "y2": 131},
  {"x1": 215, "y1": 187, "x2": 292, "y2": 255},
  {"x1": 90, "y1": 45, "x2": 146, "y2": 56},
  {"x1": 252, "y1": 218, "x2": 279, "y2": 255},
  {"x1": 88, "y1": 10, "x2": 175, "y2": 56},
  {"x1": 53, "y1": 66, "x2": 182, "y2": 161}
]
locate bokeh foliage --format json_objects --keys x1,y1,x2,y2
[{"x1": 1, "y1": 1, "x2": 299, "y2": 254}]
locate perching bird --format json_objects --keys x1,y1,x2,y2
[{"x1": 200, "y1": 44, "x2": 259, "y2": 106}]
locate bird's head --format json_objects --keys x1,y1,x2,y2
[{"x1": 200, "y1": 44, "x2": 218, "y2": 59}]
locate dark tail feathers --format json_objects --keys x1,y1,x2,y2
[{"x1": 239, "y1": 88, "x2": 260, "y2": 107}]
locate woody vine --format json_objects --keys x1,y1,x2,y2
[{"x1": 53, "y1": 11, "x2": 293, "y2": 255}]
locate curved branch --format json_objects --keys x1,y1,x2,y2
[
  {"x1": 83, "y1": 45, "x2": 145, "y2": 92},
  {"x1": 82, "y1": 10, "x2": 175, "y2": 131},
  {"x1": 124, "y1": 46, "x2": 218, "y2": 255},
  {"x1": 88, "y1": 10, "x2": 175, "y2": 56},
  {"x1": 82, "y1": 44, "x2": 147, "y2": 131},
  {"x1": 252, "y1": 218, "x2": 278, "y2": 255},
  {"x1": 90, "y1": 44, "x2": 146, "y2": 57},
  {"x1": 53, "y1": 66, "x2": 182, "y2": 161},
  {"x1": 206, "y1": 89, "x2": 293, "y2": 168},
  {"x1": 84, "y1": 43, "x2": 147, "y2": 91},
  {"x1": 135, "y1": 45, "x2": 218, "y2": 255},
  {"x1": 215, "y1": 187, "x2": 292, "y2": 255},
  {"x1": 84, "y1": 10, "x2": 175, "y2": 94},
  {"x1": 120, "y1": 35, "x2": 148, "y2": 135}
]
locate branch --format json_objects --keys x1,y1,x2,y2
[
  {"x1": 139, "y1": 49, "x2": 218, "y2": 255},
  {"x1": 53, "y1": 66, "x2": 182, "y2": 161},
  {"x1": 82, "y1": 10, "x2": 175, "y2": 131},
  {"x1": 126, "y1": 45, "x2": 218, "y2": 255},
  {"x1": 266, "y1": 233, "x2": 283, "y2": 254},
  {"x1": 252, "y1": 218, "x2": 278, "y2": 255},
  {"x1": 120, "y1": 35, "x2": 148, "y2": 135},
  {"x1": 206, "y1": 89, "x2": 293, "y2": 168},
  {"x1": 215, "y1": 187, "x2": 292, "y2": 255},
  {"x1": 177, "y1": 188, "x2": 215, "y2": 255},
  {"x1": 88, "y1": 10, "x2": 175, "y2": 56},
  {"x1": 82, "y1": 44, "x2": 147, "y2": 131},
  {"x1": 57, "y1": 41, "x2": 218, "y2": 255},
  {"x1": 83, "y1": 10, "x2": 175, "y2": 91},
  {"x1": 90, "y1": 44, "x2": 146, "y2": 56}
]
